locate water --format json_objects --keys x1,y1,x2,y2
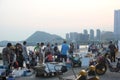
[{"x1": 0, "y1": 45, "x2": 88, "y2": 53}]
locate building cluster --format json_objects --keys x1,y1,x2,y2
[
  {"x1": 66, "y1": 9, "x2": 120, "y2": 44},
  {"x1": 66, "y1": 29, "x2": 101, "y2": 44},
  {"x1": 114, "y1": 10, "x2": 120, "y2": 40}
]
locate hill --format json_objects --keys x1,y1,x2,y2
[
  {"x1": 0, "y1": 31, "x2": 64, "y2": 46},
  {"x1": 0, "y1": 40, "x2": 18, "y2": 47},
  {"x1": 26, "y1": 31, "x2": 64, "y2": 44}
]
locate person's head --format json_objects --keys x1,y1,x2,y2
[
  {"x1": 70, "y1": 42, "x2": 73, "y2": 46},
  {"x1": 63, "y1": 40, "x2": 66, "y2": 43},
  {"x1": 37, "y1": 43, "x2": 39, "y2": 46},
  {"x1": 109, "y1": 41, "x2": 112, "y2": 44},
  {"x1": 47, "y1": 43, "x2": 50, "y2": 47},
  {"x1": 16, "y1": 43, "x2": 22, "y2": 49},
  {"x1": 23, "y1": 41, "x2": 27, "y2": 45},
  {"x1": 7, "y1": 43, "x2": 12, "y2": 48},
  {"x1": 41, "y1": 42, "x2": 44, "y2": 47},
  {"x1": 55, "y1": 43, "x2": 58, "y2": 45}
]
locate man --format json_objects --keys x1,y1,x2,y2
[
  {"x1": 39, "y1": 42, "x2": 45, "y2": 64},
  {"x1": 69, "y1": 42, "x2": 74, "y2": 57},
  {"x1": 61, "y1": 41, "x2": 69, "y2": 62},
  {"x1": 34, "y1": 43, "x2": 40, "y2": 55},
  {"x1": 22, "y1": 41, "x2": 29, "y2": 68},
  {"x1": 2, "y1": 43, "x2": 13, "y2": 76},
  {"x1": 2, "y1": 43, "x2": 12, "y2": 68},
  {"x1": 34, "y1": 43, "x2": 40, "y2": 62},
  {"x1": 108, "y1": 41, "x2": 116, "y2": 62}
]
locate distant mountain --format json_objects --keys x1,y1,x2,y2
[
  {"x1": 0, "y1": 40, "x2": 19, "y2": 47},
  {"x1": 26, "y1": 31, "x2": 64, "y2": 44},
  {"x1": 0, "y1": 31, "x2": 64, "y2": 46}
]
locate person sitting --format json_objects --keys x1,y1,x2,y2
[{"x1": 45, "y1": 52, "x2": 53, "y2": 62}]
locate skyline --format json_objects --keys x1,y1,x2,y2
[{"x1": 0, "y1": 0, "x2": 120, "y2": 41}]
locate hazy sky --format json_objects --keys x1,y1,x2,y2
[{"x1": 0, "y1": 0, "x2": 120, "y2": 41}]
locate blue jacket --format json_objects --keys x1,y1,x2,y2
[{"x1": 61, "y1": 43, "x2": 69, "y2": 55}]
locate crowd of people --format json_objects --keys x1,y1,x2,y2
[
  {"x1": 1, "y1": 39, "x2": 120, "y2": 78},
  {"x1": 1, "y1": 40, "x2": 80, "y2": 75},
  {"x1": 2, "y1": 41, "x2": 29, "y2": 76},
  {"x1": 88, "y1": 41, "x2": 118, "y2": 62}
]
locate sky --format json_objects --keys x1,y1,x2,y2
[{"x1": 0, "y1": 0, "x2": 120, "y2": 41}]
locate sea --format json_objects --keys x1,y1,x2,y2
[{"x1": 0, "y1": 45, "x2": 88, "y2": 53}]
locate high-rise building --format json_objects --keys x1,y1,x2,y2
[
  {"x1": 83, "y1": 29, "x2": 89, "y2": 42},
  {"x1": 96, "y1": 29, "x2": 101, "y2": 41},
  {"x1": 89, "y1": 29, "x2": 94, "y2": 41},
  {"x1": 69, "y1": 32, "x2": 78, "y2": 42},
  {"x1": 114, "y1": 10, "x2": 120, "y2": 40},
  {"x1": 70, "y1": 32, "x2": 74, "y2": 41},
  {"x1": 83, "y1": 29, "x2": 88, "y2": 35},
  {"x1": 66, "y1": 33, "x2": 70, "y2": 40}
]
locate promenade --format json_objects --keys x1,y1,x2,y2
[
  {"x1": 15, "y1": 67, "x2": 120, "y2": 80},
  {"x1": 1, "y1": 47, "x2": 120, "y2": 80},
  {"x1": 15, "y1": 48, "x2": 120, "y2": 80}
]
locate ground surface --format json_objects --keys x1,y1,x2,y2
[{"x1": 15, "y1": 67, "x2": 120, "y2": 80}]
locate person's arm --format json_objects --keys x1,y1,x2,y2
[
  {"x1": 34, "y1": 46, "x2": 37, "y2": 52},
  {"x1": 7, "y1": 50, "x2": 11, "y2": 63}
]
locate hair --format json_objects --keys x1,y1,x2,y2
[
  {"x1": 37, "y1": 43, "x2": 39, "y2": 45},
  {"x1": 41, "y1": 42, "x2": 44, "y2": 46},
  {"x1": 7, "y1": 43, "x2": 12, "y2": 47},
  {"x1": 109, "y1": 41, "x2": 112, "y2": 44},
  {"x1": 47, "y1": 43, "x2": 50, "y2": 47},
  {"x1": 23, "y1": 41, "x2": 27, "y2": 45},
  {"x1": 63, "y1": 40, "x2": 66, "y2": 43}
]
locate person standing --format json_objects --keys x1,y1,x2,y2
[
  {"x1": 61, "y1": 41, "x2": 69, "y2": 62},
  {"x1": 10, "y1": 45, "x2": 17, "y2": 69},
  {"x1": 53, "y1": 43, "x2": 60, "y2": 62},
  {"x1": 34, "y1": 43, "x2": 40, "y2": 58},
  {"x1": 15, "y1": 43, "x2": 24, "y2": 69},
  {"x1": 44, "y1": 43, "x2": 52, "y2": 57},
  {"x1": 2, "y1": 43, "x2": 12, "y2": 68},
  {"x1": 108, "y1": 41, "x2": 116, "y2": 62},
  {"x1": 39, "y1": 42, "x2": 45, "y2": 64},
  {"x1": 69, "y1": 42, "x2": 74, "y2": 57},
  {"x1": 54, "y1": 43, "x2": 59, "y2": 55},
  {"x1": 2, "y1": 43, "x2": 13, "y2": 76},
  {"x1": 22, "y1": 41, "x2": 29, "y2": 69}
]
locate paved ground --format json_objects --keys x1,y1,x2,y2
[
  {"x1": 15, "y1": 51, "x2": 120, "y2": 80},
  {"x1": 15, "y1": 67, "x2": 120, "y2": 80},
  {"x1": 2, "y1": 48, "x2": 120, "y2": 80}
]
